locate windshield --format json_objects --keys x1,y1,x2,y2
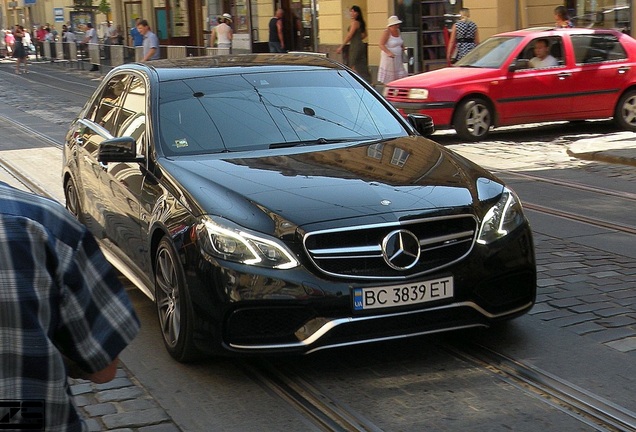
[
  {"x1": 455, "y1": 36, "x2": 523, "y2": 68},
  {"x1": 157, "y1": 69, "x2": 407, "y2": 156}
]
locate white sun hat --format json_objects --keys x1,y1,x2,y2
[{"x1": 387, "y1": 16, "x2": 402, "y2": 27}]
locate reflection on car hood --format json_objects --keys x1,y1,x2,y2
[
  {"x1": 388, "y1": 66, "x2": 498, "y2": 88},
  {"x1": 159, "y1": 136, "x2": 500, "y2": 233}
]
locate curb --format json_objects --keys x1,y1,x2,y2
[{"x1": 567, "y1": 149, "x2": 636, "y2": 167}]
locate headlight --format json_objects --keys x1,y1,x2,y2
[
  {"x1": 197, "y1": 217, "x2": 299, "y2": 269},
  {"x1": 477, "y1": 188, "x2": 526, "y2": 244},
  {"x1": 408, "y1": 88, "x2": 429, "y2": 100}
]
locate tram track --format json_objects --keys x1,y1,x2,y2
[
  {"x1": 493, "y1": 169, "x2": 636, "y2": 236},
  {"x1": 445, "y1": 341, "x2": 636, "y2": 432},
  {"x1": 235, "y1": 338, "x2": 636, "y2": 432},
  {"x1": 0, "y1": 63, "x2": 99, "y2": 99}
]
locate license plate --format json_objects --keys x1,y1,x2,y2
[{"x1": 352, "y1": 276, "x2": 453, "y2": 311}]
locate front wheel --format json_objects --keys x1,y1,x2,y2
[
  {"x1": 454, "y1": 98, "x2": 493, "y2": 141},
  {"x1": 155, "y1": 237, "x2": 200, "y2": 362},
  {"x1": 614, "y1": 89, "x2": 636, "y2": 131},
  {"x1": 64, "y1": 177, "x2": 81, "y2": 221}
]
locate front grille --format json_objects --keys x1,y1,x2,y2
[
  {"x1": 384, "y1": 87, "x2": 410, "y2": 98},
  {"x1": 304, "y1": 215, "x2": 478, "y2": 280}
]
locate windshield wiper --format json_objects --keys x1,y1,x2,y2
[{"x1": 269, "y1": 138, "x2": 358, "y2": 149}]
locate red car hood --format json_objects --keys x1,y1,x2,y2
[{"x1": 387, "y1": 66, "x2": 500, "y2": 89}]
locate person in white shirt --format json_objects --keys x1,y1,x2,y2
[
  {"x1": 210, "y1": 13, "x2": 233, "y2": 54},
  {"x1": 83, "y1": 23, "x2": 99, "y2": 71},
  {"x1": 529, "y1": 38, "x2": 558, "y2": 68}
]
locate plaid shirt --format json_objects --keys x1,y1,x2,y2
[{"x1": 0, "y1": 182, "x2": 140, "y2": 432}]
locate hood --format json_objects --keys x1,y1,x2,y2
[
  {"x1": 159, "y1": 136, "x2": 502, "y2": 235},
  {"x1": 388, "y1": 66, "x2": 501, "y2": 88}
]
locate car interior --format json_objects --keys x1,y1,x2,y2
[{"x1": 516, "y1": 37, "x2": 565, "y2": 70}]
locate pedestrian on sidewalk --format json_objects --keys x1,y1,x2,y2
[
  {"x1": 336, "y1": 5, "x2": 371, "y2": 82},
  {"x1": 554, "y1": 5, "x2": 574, "y2": 28},
  {"x1": 268, "y1": 8, "x2": 286, "y2": 53},
  {"x1": 137, "y1": 19, "x2": 160, "y2": 61},
  {"x1": 447, "y1": 7, "x2": 479, "y2": 64},
  {"x1": 210, "y1": 13, "x2": 233, "y2": 54},
  {"x1": 35, "y1": 25, "x2": 46, "y2": 59},
  {"x1": 62, "y1": 24, "x2": 76, "y2": 60},
  {"x1": 4, "y1": 29, "x2": 14, "y2": 56},
  {"x1": 12, "y1": 25, "x2": 28, "y2": 74},
  {"x1": 129, "y1": 18, "x2": 144, "y2": 47},
  {"x1": 83, "y1": 23, "x2": 99, "y2": 71},
  {"x1": 377, "y1": 15, "x2": 407, "y2": 84},
  {"x1": 0, "y1": 181, "x2": 140, "y2": 432}
]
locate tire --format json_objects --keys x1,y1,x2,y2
[
  {"x1": 64, "y1": 177, "x2": 81, "y2": 221},
  {"x1": 454, "y1": 98, "x2": 493, "y2": 141},
  {"x1": 614, "y1": 89, "x2": 636, "y2": 131},
  {"x1": 155, "y1": 237, "x2": 200, "y2": 362}
]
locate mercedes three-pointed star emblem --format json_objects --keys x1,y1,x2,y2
[{"x1": 381, "y1": 229, "x2": 421, "y2": 270}]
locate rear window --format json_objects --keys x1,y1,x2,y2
[
  {"x1": 157, "y1": 69, "x2": 406, "y2": 156},
  {"x1": 571, "y1": 34, "x2": 627, "y2": 64}
]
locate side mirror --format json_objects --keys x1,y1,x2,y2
[
  {"x1": 407, "y1": 113, "x2": 435, "y2": 137},
  {"x1": 509, "y1": 58, "x2": 529, "y2": 72},
  {"x1": 98, "y1": 136, "x2": 144, "y2": 163}
]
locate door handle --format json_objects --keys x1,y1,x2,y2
[
  {"x1": 618, "y1": 66, "x2": 630, "y2": 74},
  {"x1": 557, "y1": 72, "x2": 572, "y2": 80}
]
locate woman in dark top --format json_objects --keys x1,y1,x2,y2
[
  {"x1": 336, "y1": 5, "x2": 370, "y2": 81},
  {"x1": 554, "y1": 6, "x2": 574, "y2": 28},
  {"x1": 12, "y1": 25, "x2": 28, "y2": 74},
  {"x1": 447, "y1": 8, "x2": 479, "y2": 64}
]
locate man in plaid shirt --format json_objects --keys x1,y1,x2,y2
[{"x1": 0, "y1": 182, "x2": 140, "y2": 432}]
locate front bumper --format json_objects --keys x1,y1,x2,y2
[
  {"x1": 389, "y1": 100, "x2": 455, "y2": 129},
  {"x1": 183, "y1": 223, "x2": 536, "y2": 356}
]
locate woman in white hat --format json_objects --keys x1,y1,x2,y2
[
  {"x1": 377, "y1": 16, "x2": 407, "y2": 84},
  {"x1": 210, "y1": 13, "x2": 233, "y2": 54}
]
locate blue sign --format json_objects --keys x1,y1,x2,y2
[
  {"x1": 54, "y1": 7, "x2": 64, "y2": 22},
  {"x1": 24, "y1": 0, "x2": 37, "y2": 5}
]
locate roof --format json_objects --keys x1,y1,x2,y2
[
  {"x1": 495, "y1": 27, "x2": 627, "y2": 38},
  {"x1": 122, "y1": 53, "x2": 345, "y2": 81}
]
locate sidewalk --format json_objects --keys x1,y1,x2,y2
[{"x1": 567, "y1": 130, "x2": 636, "y2": 167}]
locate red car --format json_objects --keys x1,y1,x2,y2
[{"x1": 384, "y1": 28, "x2": 636, "y2": 140}]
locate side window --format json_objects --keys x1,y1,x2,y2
[
  {"x1": 116, "y1": 76, "x2": 147, "y2": 157},
  {"x1": 571, "y1": 34, "x2": 627, "y2": 64},
  {"x1": 89, "y1": 75, "x2": 130, "y2": 135},
  {"x1": 517, "y1": 37, "x2": 564, "y2": 70}
]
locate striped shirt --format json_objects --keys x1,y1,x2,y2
[{"x1": 0, "y1": 182, "x2": 140, "y2": 432}]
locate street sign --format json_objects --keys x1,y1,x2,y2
[
  {"x1": 54, "y1": 7, "x2": 64, "y2": 22},
  {"x1": 24, "y1": 0, "x2": 37, "y2": 5}
]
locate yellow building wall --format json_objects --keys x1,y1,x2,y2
[
  {"x1": 465, "y1": 0, "x2": 561, "y2": 40},
  {"x1": 366, "y1": 0, "x2": 392, "y2": 68},
  {"x1": 253, "y1": 0, "x2": 274, "y2": 43}
]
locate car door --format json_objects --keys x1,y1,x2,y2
[
  {"x1": 99, "y1": 74, "x2": 153, "y2": 282},
  {"x1": 567, "y1": 32, "x2": 632, "y2": 118},
  {"x1": 492, "y1": 36, "x2": 573, "y2": 124},
  {"x1": 71, "y1": 76, "x2": 128, "y2": 239}
]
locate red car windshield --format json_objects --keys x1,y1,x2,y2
[{"x1": 455, "y1": 36, "x2": 523, "y2": 68}]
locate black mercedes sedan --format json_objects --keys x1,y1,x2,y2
[{"x1": 62, "y1": 54, "x2": 536, "y2": 362}]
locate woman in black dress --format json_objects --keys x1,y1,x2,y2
[{"x1": 12, "y1": 25, "x2": 28, "y2": 74}]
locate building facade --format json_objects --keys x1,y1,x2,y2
[{"x1": 1, "y1": 0, "x2": 632, "y2": 77}]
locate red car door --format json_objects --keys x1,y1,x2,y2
[
  {"x1": 566, "y1": 32, "x2": 632, "y2": 118},
  {"x1": 491, "y1": 36, "x2": 573, "y2": 125}
]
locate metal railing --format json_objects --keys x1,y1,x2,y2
[{"x1": 37, "y1": 40, "x2": 233, "y2": 72}]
